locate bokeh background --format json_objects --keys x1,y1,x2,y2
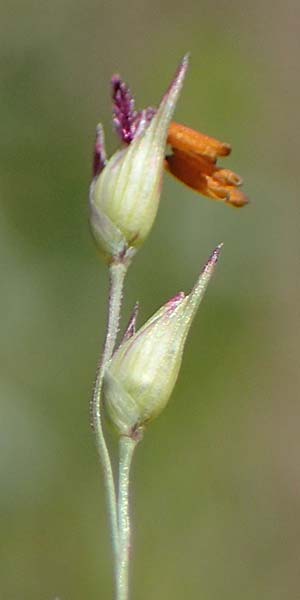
[{"x1": 1, "y1": 1, "x2": 300, "y2": 598}]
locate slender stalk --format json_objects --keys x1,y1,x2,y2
[
  {"x1": 92, "y1": 260, "x2": 128, "y2": 566},
  {"x1": 117, "y1": 436, "x2": 137, "y2": 600}
]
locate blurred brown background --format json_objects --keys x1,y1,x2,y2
[{"x1": 1, "y1": 0, "x2": 300, "y2": 598}]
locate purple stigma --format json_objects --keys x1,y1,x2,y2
[
  {"x1": 111, "y1": 75, "x2": 137, "y2": 144},
  {"x1": 111, "y1": 76, "x2": 156, "y2": 144}
]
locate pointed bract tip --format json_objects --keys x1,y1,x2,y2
[
  {"x1": 130, "y1": 300, "x2": 139, "y2": 325},
  {"x1": 176, "y1": 53, "x2": 190, "y2": 79},
  {"x1": 208, "y1": 243, "x2": 223, "y2": 265},
  {"x1": 93, "y1": 123, "x2": 106, "y2": 177},
  {"x1": 121, "y1": 301, "x2": 140, "y2": 343},
  {"x1": 166, "y1": 54, "x2": 190, "y2": 100},
  {"x1": 182, "y1": 52, "x2": 190, "y2": 65}
]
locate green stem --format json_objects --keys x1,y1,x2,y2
[
  {"x1": 92, "y1": 260, "x2": 128, "y2": 567},
  {"x1": 117, "y1": 436, "x2": 137, "y2": 600}
]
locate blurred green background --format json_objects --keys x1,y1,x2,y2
[{"x1": 1, "y1": 0, "x2": 300, "y2": 598}]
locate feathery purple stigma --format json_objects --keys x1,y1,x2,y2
[
  {"x1": 111, "y1": 76, "x2": 156, "y2": 144},
  {"x1": 93, "y1": 124, "x2": 106, "y2": 177},
  {"x1": 111, "y1": 75, "x2": 137, "y2": 144}
]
